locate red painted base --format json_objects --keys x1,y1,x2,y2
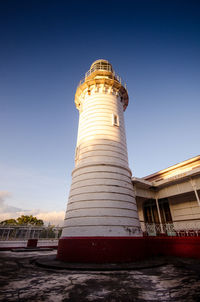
[
  {"x1": 146, "y1": 236, "x2": 200, "y2": 259},
  {"x1": 27, "y1": 239, "x2": 38, "y2": 248},
  {"x1": 57, "y1": 237, "x2": 146, "y2": 263},
  {"x1": 57, "y1": 236, "x2": 200, "y2": 263}
]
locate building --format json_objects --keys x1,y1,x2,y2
[
  {"x1": 57, "y1": 60, "x2": 200, "y2": 262},
  {"x1": 134, "y1": 155, "x2": 200, "y2": 236},
  {"x1": 61, "y1": 59, "x2": 141, "y2": 238},
  {"x1": 57, "y1": 59, "x2": 143, "y2": 262}
]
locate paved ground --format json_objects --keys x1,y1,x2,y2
[{"x1": 1, "y1": 250, "x2": 200, "y2": 302}]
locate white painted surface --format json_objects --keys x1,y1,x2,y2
[
  {"x1": 169, "y1": 195, "x2": 200, "y2": 222},
  {"x1": 0, "y1": 239, "x2": 58, "y2": 249},
  {"x1": 62, "y1": 62, "x2": 141, "y2": 237}
]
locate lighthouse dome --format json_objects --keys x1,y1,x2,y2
[{"x1": 90, "y1": 59, "x2": 113, "y2": 73}]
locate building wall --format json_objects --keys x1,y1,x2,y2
[
  {"x1": 136, "y1": 197, "x2": 145, "y2": 222},
  {"x1": 135, "y1": 188, "x2": 200, "y2": 233},
  {"x1": 169, "y1": 193, "x2": 200, "y2": 230},
  {"x1": 136, "y1": 198, "x2": 146, "y2": 232},
  {"x1": 135, "y1": 173, "x2": 200, "y2": 230},
  {"x1": 158, "y1": 179, "x2": 196, "y2": 199}
]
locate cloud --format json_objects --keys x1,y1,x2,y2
[
  {"x1": 0, "y1": 191, "x2": 11, "y2": 206},
  {"x1": 0, "y1": 191, "x2": 22, "y2": 213},
  {"x1": 0, "y1": 209, "x2": 65, "y2": 226},
  {"x1": 0, "y1": 191, "x2": 65, "y2": 226},
  {"x1": 0, "y1": 207, "x2": 65, "y2": 226},
  {"x1": 35, "y1": 211, "x2": 65, "y2": 226},
  {"x1": 0, "y1": 210, "x2": 65, "y2": 226}
]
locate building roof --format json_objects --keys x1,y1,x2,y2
[{"x1": 132, "y1": 155, "x2": 200, "y2": 188}]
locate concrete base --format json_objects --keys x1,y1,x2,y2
[
  {"x1": 37, "y1": 255, "x2": 166, "y2": 271},
  {"x1": 0, "y1": 239, "x2": 58, "y2": 251},
  {"x1": 57, "y1": 236, "x2": 200, "y2": 263},
  {"x1": 12, "y1": 247, "x2": 54, "y2": 252},
  {"x1": 2, "y1": 251, "x2": 200, "y2": 301}
]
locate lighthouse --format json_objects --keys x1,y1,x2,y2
[{"x1": 57, "y1": 60, "x2": 143, "y2": 263}]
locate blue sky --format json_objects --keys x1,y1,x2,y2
[{"x1": 0, "y1": 0, "x2": 200, "y2": 224}]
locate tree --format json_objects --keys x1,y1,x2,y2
[
  {"x1": 0, "y1": 218, "x2": 17, "y2": 225},
  {"x1": 0, "y1": 215, "x2": 44, "y2": 226},
  {"x1": 16, "y1": 215, "x2": 44, "y2": 226}
]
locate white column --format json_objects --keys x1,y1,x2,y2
[
  {"x1": 155, "y1": 196, "x2": 164, "y2": 233},
  {"x1": 190, "y1": 177, "x2": 200, "y2": 206}
]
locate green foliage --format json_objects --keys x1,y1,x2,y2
[
  {"x1": 39, "y1": 224, "x2": 56, "y2": 238},
  {"x1": 0, "y1": 218, "x2": 17, "y2": 225},
  {"x1": 0, "y1": 215, "x2": 44, "y2": 226}
]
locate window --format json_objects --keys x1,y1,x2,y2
[
  {"x1": 159, "y1": 199, "x2": 172, "y2": 223},
  {"x1": 112, "y1": 114, "x2": 119, "y2": 126},
  {"x1": 143, "y1": 199, "x2": 172, "y2": 224},
  {"x1": 143, "y1": 200, "x2": 159, "y2": 224}
]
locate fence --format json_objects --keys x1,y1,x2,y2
[
  {"x1": 140, "y1": 221, "x2": 200, "y2": 236},
  {"x1": 78, "y1": 63, "x2": 127, "y2": 90},
  {"x1": 3, "y1": 222, "x2": 200, "y2": 240},
  {"x1": 0, "y1": 225, "x2": 63, "y2": 241}
]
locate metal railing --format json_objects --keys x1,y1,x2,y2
[
  {"x1": 77, "y1": 64, "x2": 127, "y2": 90},
  {"x1": 0, "y1": 225, "x2": 63, "y2": 241},
  {"x1": 85, "y1": 62, "x2": 113, "y2": 78},
  {"x1": 140, "y1": 221, "x2": 200, "y2": 236}
]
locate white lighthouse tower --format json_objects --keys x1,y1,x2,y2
[{"x1": 57, "y1": 60, "x2": 143, "y2": 263}]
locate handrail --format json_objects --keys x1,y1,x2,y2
[
  {"x1": 77, "y1": 65, "x2": 127, "y2": 90},
  {"x1": 0, "y1": 225, "x2": 63, "y2": 240}
]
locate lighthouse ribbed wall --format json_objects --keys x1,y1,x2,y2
[{"x1": 62, "y1": 84, "x2": 141, "y2": 237}]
